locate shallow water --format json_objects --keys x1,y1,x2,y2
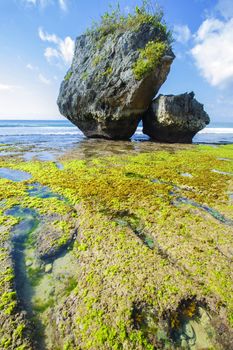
[
  {"x1": 134, "y1": 302, "x2": 217, "y2": 349},
  {"x1": 172, "y1": 306, "x2": 216, "y2": 349},
  {"x1": 114, "y1": 217, "x2": 154, "y2": 249},
  {"x1": 174, "y1": 196, "x2": 233, "y2": 226},
  {"x1": 212, "y1": 169, "x2": 233, "y2": 176},
  {"x1": 5, "y1": 206, "x2": 40, "y2": 324},
  {"x1": 24, "y1": 150, "x2": 59, "y2": 162},
  {"x1": 4, "y1": 182, "x2": 77, "y2": 349},
  {"x1": 28, "y1": 183, "x2": 62, "y2": 200},
  {"x1": 0, "y1": 167, "x2": 31, "y2": 181},
  {"x1": 54, "y1": 162, "x2": 64, "y2": 170}
]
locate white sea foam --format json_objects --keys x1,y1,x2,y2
[
  {"x1": 136, "y1": 127, "x2": 233, "y2": 135},
  {"x1": 0, "y1": 123, "x2": 233, "y2": 143},
  {"x1": 0, "y1": 126, "x2": 81, "y2": 136},
  {"x1": 199, "y1": 128, "x2": 233, "y2": 134}
]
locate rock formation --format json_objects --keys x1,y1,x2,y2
[
  {"x1": 57, "y1": 20, "x2": 174, "y2": 140},
  {"x1": 143, "y1": 92, "x2": 210, "y2": 143}
]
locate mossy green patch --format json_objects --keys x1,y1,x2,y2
[
  {"x1": 64, "y1": 71, "x2": 72, "y2": 81},
  {"x1": 133, "y1": 40, "x2": 167, "y2": 80},
  {"x1": 0, "y1": 144, "x2": 233, "y2": 348},
  {"x1": 88, "y1": 1, "x2": 171, "y2": 52}
]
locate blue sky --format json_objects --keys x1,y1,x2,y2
[{"x1": 0, "y1": 0, "x2": 233, "y2": 123}]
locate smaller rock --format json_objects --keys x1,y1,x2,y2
[{"x1": 143, "y1": 92, "x2": 210, "y2": 143}]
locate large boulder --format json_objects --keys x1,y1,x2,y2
[
  {"x1": 57, "y1": 22, "x2": 174, "y2": 140},
  {"x1": 143, "y1": 92, "x2": 210, "y2": 143}
]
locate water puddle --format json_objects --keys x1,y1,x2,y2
[
  {"x1": 24, "y1": 151, "x2": 58, "y2": 162},
  {"x1": 217, "y1": 157, "x2": 233, "y2": 162},
  {"x1": 5, "y1": 194, "x2": 77, "y2": 348},
  {"x1": 152, "y1": 177, "x2": 233, "y2": 227},
  {"x1": 174, "y1": 196, "x2": 233, "y2": 226},
  {"x1": 0, "y1": 167, "x2": 31, "y2": 182},
  {"x1": 28, "y1": 183, "x2": 62, "y2": 200},
  {"x1": 113, "y1": 214, "x2": 154, "y2": 249},
  {"x1": 5, "y1": 206, "x2": 38, "y2": 301},
  {"x1": 133, "y1": 301, "x2": 217, "y2": 349},
  {"x1": 0, "y1": 151, "x2": 20, "y2": 157},
  {"x1": 152, "y1": 178, "x2": 180, "y2": 191},
  {"x1": 180, "y1": 173, "x2": 193, "y2": 178},
  {"x1": 170, "y1": 303, "x2": 217, "y2": 349},
  {"x1": 54, "y1": 162, "x2": 64, "y2": 170},
  {"x1": 212, "y1": 169, "x2": 233, "y2": 176}
]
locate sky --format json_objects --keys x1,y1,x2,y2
[{"x1": 0, "y1": 0, "x2": 233, "y2": 123}]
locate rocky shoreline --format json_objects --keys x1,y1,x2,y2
[{"x1": 0, "y1": 142, "x2": 233, "y2": 349}]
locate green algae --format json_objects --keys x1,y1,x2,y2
[
  {"x1": 0, "y1": 144, "x2": 233, "y2": 348},
  {"x1": 133, "y1": 40, "x2": 167, "y2": 80}
]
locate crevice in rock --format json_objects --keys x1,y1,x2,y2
[
  {"x1": 108, "y1": 210, "x2": 155, "y2": 249},
  {"x1": 173, "y1": 196, "x2": 233, "y2": 226},
  {"x1": 132, "y1": 298, "x2": 223, "y2": 349}
]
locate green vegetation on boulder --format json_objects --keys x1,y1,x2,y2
[
  {"x1": 133, "y1": 40, "x2": 167, "y2": 80},
  {"x1": 57, "y1": 1, "x2": 174, "y2": 140}
]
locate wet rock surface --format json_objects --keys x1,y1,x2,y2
[
  {"x1": 143, "y1": 92, "x2": 210, "y2": 143},
  {"x1": 57, "y1": 23, "x2": 174, "y2": 140},
  {"x1": 0, "y1": 144, "x2": 233, "y2": 349},
  {"x1": 35, "y1": 213, "x2": 77, "y2": 260}
]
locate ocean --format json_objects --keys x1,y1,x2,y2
[{"x1": 0, "y1": 120, "x2": 232, "y2": 151}]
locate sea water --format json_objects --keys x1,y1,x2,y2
[{"x1": 0, "y1": 120, "x2": 232, "y2": 150}]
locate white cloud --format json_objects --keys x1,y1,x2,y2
[
  {"x1": 59, "y1": 36, "x2": 75, "y2": 64},
  {"x1": 24, "y1": 0, "x2": 67, "y2": 11},
  {"x1": 24, "y1": 0, "x2": 36, "y2": 4},
  {"x1": 0, "y1": 84, "x2": 20, "y2": 92},
  {"x1": 0, "y1": 84, "x2": 14, "y2": 91},
  {"x1": 38, "y1": 73, "x2": 51, "y2": 85},
  {"x1": 38, "y1": 27, "x2": 59, "y2": 44},
  {"x1": 26, "y1": 63, "x2": 39, "y2": 71},
  {"x1": 58, "y1": 0, "x2": 67, "y2": 12},
  {"x1": 44, "y1": 47, "x2": 60, "y2": 62},
  {"x1": 24, "y1": 0, "x2": 50, "y2": 7},
  {"x1": 174, "y1": 25, "x2": 192, "y2": 44},
  {"x1": 191, "y1": 18, "x2": 233, "y2": 87},
  {"x1": 216, "y1": 0, "x2": 233, "y2": 19},
  {"x1": 38, "y1": 28, "x2": 74, "y2": 65},
  {"x1": 0, "y1": 83, "x2": 62, "y2": 119}
]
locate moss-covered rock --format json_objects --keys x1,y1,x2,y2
[{"x1": 57, "y1": 3, "x2": 174, "y2": 140}]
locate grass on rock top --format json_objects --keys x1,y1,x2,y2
[
  {"x1": 0, "y1": 144, "x2": 232, "y2": 349},
  {"x1": 87, "y1": 1, "x2": 171, "y2": 43},
  {"x1": 82, "y1": 1, "x2": 172, "y2": 81}
]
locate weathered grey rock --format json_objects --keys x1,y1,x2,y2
[
  {"x1": 143, "y1": 92, "x2": 210, "y2": 143},
  {"x1": 57, "y1": 23, "x2": 174, "y2": 140}
]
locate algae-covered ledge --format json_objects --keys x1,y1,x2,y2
[{"x1": 0, "y1": 144, "x2": 233, "y2": 349}]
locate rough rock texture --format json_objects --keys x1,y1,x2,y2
[
  {"x1": 57, "y1": 23, "x2": 174, "y2": 140},
  {"x1": 143, "y1": 92, "x2": 210, "y2": 143},
  {"x1": 35, "y1": 213, "x2": 77, "y2": 260}
]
